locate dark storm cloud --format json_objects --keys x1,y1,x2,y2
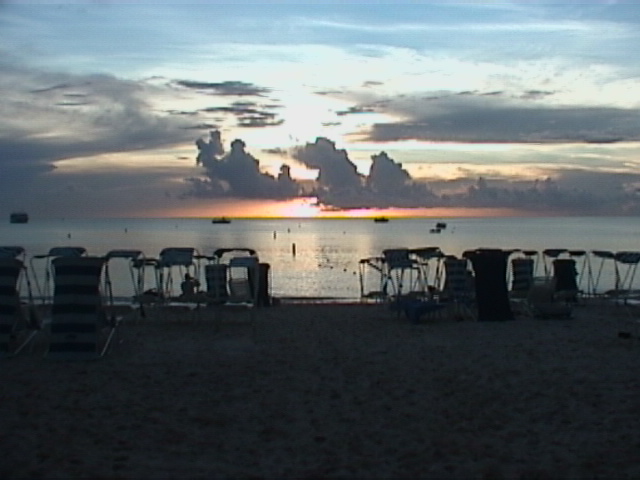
[
  {"x1": 190, "y1": 132, "x2": 299, "y2": 199},
  {"x1": 0, "y1": 58, "x2": 201, "y2": 216},
  {"x1": 293, "y1": 137, "x2": 363, "y2": 191},
  {"x1": 199, "y1": 102, "x2": 283, "y2": 128},
  {"x1": 291, "y1": 136, "x2": 437, "y2": 209},
  {"x1": 361, "y1": 92, "x2": 640, "y2": 144},
  {"x1": 237, "y1": 117, "x2": 284, "y2": 128},
  {"x1": 1, "y1": 64, "x2": 196, "y2": 165},
  {"x1": 175, "y1": 80, "x2": 270, "y2": 97},
  {"x1": 336, "y1": 105, "x2": 376, "y2": 116}
]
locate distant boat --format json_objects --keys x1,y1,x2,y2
[
  {"x1": 211, "y1": 217, "x2": 231, "y2": 224},
  {"x1": 429, "y1": 228, "x2": 441, "y2": 234},
  {"x1": 435, "y1": 222, "x2": 447, "y2": 229},
  {"x1": 373, "y1": 216, "x2": 389, "y2": 223},
  {"x1": 9, "y1": 212, "x2": 29, "y2": 224}
]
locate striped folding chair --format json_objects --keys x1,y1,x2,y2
[
  {"x1": 510, "y1": 257, "x2": 535, "y2": 299},
  {"x1": 0, "y1": 252, "x2": 41, "y2": 357},
  {"x1": 441, "y1": 255, "x2": 476, "y2": 320},
  {"x1": 47, "y1": 256, "x2": 117, "y2": 360}
]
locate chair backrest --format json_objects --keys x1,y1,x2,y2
[
  {"x1": 511, "y1": 258, "x2": 534, "y2": 295},
  {"x1": 443, "y1": 257, "x2": 473, "y2": 298},
  {"x1": 552, "y1": 259, "x2": 578, "y2": 292},
  {"x1": 0, "y1": 258, "x2": 23, "y2": 354},
  {"x1": 382, "y1": 248, "x2": 413, "y2": 270},
  {"x1": 205, "y1": 264, "x2": 229, "y2": 304},
  {"x1": 0, "y1": 246, "x2": 25, "y2": 259},
  {"x1": 48, "y1": 256, "x2": 106, "y2": 359},
  {"x1": 159, "y1": 248, "x2": 196, "y2": 267},
  {"x1": 227, "y1": 256, "x2": 259, "y2": 304}
]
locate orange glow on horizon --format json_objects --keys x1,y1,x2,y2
[{"x1": 145, "y1": 198, "x2": 528, "y2": 219}]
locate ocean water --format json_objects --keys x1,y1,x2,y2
[{"x1": 2, "y1": 216, "x2": 640, "y2": 300}]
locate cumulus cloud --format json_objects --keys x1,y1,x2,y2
[
  {"x1": 293, "y1": 137, "x2": 363, "y2": 191},
  {"x1": 189, "y1": 131, "x2": 640, "y2": 214},
  {"x1": 291, "y1": 137, "x2": 438, "y2": 209},
  {"x1": 190, "y1": 132, "x2": 299, "y2": 199}
]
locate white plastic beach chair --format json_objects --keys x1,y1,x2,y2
[
  {"x1": 155, "y1": 247, "x2": 203, "y2": 319},
  {"x1": 207, "y1": 248, "x2": 261, "y2": 333}
]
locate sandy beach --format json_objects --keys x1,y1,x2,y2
[{"x1": 1, "y1": 301, "x2": 640, "y2": 479}]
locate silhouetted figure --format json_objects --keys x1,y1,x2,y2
[{"x1": 180, "y1": 273, "x2": 200, "y2": 297}]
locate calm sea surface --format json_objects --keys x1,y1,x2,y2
[{"x1": 2, "y1": 217, "x2": 640, "y2": 300}]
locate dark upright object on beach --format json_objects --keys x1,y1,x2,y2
[
  {"x1": 466, "y1": 249, "x2": 514, "y2": 322},
  {"x1": 552, "y1": 259, "x2": 579, "y2": 302}
]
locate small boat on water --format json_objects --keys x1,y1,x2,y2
[
  {"x1": 211, "y1": 217, "x2": 231, "y2": 224},
  {"x1": 373, "y1": 216, "x2": 389, "y2": 223},
  {"x1": 430, "y1": 221, "x2": 447, "y2": 233},
  {"x1": 9, "y1": 212, "x2": 29, "y2": 224}
]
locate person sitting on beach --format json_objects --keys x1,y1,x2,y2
[{"x1": 180, "y1": 273, "x2": 200, "y2": 298}]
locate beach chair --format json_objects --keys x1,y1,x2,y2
[
  {"x1": 156, "y1": 247, "x2": 203, "y2": 318},
  {"x1": 381, "y1": 247, "x2": 445, "y2": 323},
  {"x1": 611, "y1": 251, "x2": 640, "y2": 304},
  {"x1": 104, "y1": 249, "x2": 147, "y2": 320},
  {"x1": 510, "y1": 257, "x2": 535, "y2": 299},
  {"x1": 381, "y1": 248, "x2": 425, "y2": 317},
  {"x1": 588, "y1": 250, "x2": 616, "y2": 298},
  {"x1": 382, "y1": 248, "x2": 424, "y2": 298},
  {"x1": 440, "y1": 255, "x2": 476, "y2": 321},
  {"x1": 30, "y1": 246, "x2": 88, "y2": 310},
  {"x1": 567, "y1": 250, "x2": 590, "y2": 296},
  {"x1": 507, "y1": 253, "x2": 537, "y2": 317},
  {"x1": 207, "y1": 248, "x2": 261, "y2": 331},
  {"x1": 526, "y1": 277, "x2": 572, "y2": 319},
  {"x1": 358, "y1": 256, "x2": 387, "y2": 302},
  {"x1": 47, "y1": 256, "x2": 118, "y2": 360},
  {"x1": 410, "y1": 247, "x2": 444, "y2": 293},
  {"x1": 542, "y1": 248, "x2": 568, "y2": 278},
  {"x1": 0, "y1": 251, "x2": 42, "y2": 356}
]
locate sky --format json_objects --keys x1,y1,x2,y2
[{"x1": 2, "y1": 0, "x2": 640, "y2": 218}]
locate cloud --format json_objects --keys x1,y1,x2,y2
[
  {"x1": 190, "y1": 132, "x2": 299, "y2": 199},
  {"x1": 293, "y1": 137, "x2": 363, "y2": 191},
  {"x1": 291, "y1": 137, "x2": 438, "y2": 209},
  {"x1": 174, "y1": 80, "x2": 270, "y2": 97},
  {"x1": 426, "y1": 169, "x2": 640, "y2": 215},
  {"x1": 199, "y1": 103, "x2": 284, "y2": 128},
  {"x1": 360, "y1": 91, "x2": 640, "y2": 144},
  {"x1": 0, "y1": 61, "x2": 196, "y2": 168}
]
